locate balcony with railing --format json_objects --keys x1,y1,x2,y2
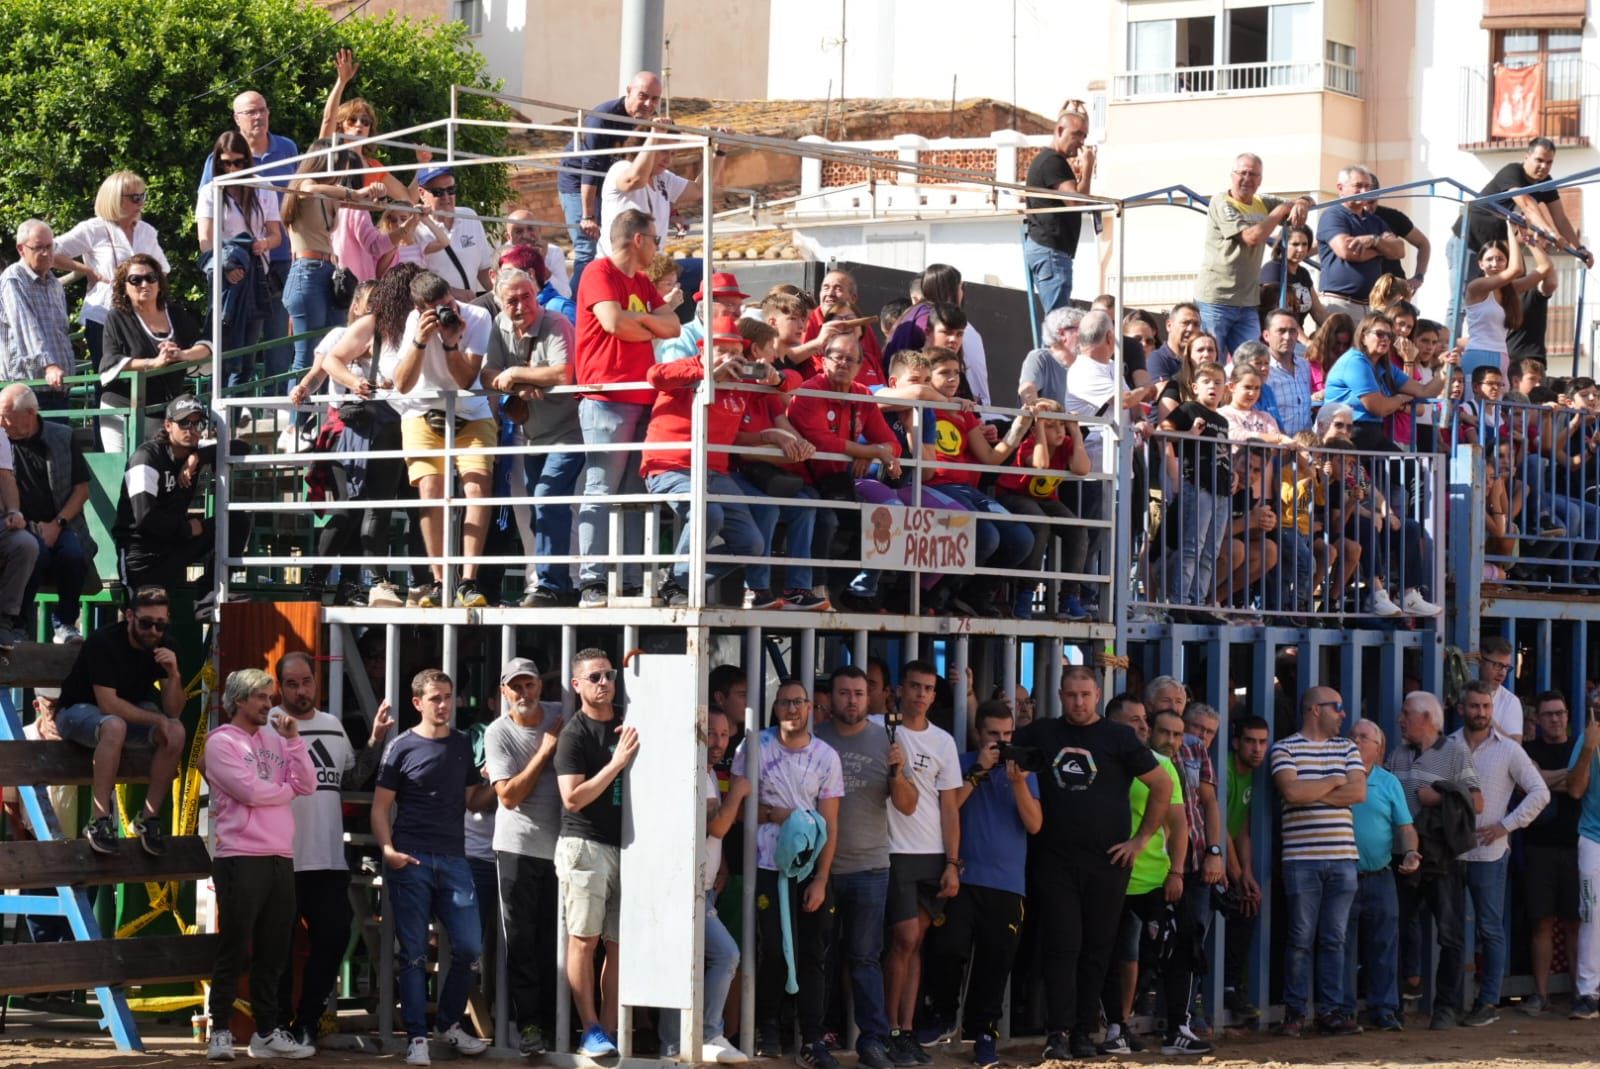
[
  {"x1": 1112, "y1": 59, "x2": 1362, "y2": 102},
  {"x1": 1459, "y1": 56, "x2": 1600, "y2": 150}
]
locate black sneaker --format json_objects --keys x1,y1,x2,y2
[
  {"x1": 857, "y1": 1038, "x2": 894, "y2": 1069},
  {"x1": 85, "y1": 815, "x2": 117, "y2": 855},
  {"x1": 453, "y1": 579, "x2": 488, "y2": 608},
  {"x1": 797, "y1": 1041, "x2": 840, "y2": 1069},
  {"x1": 1462, "y1": 1002, "x2": 1499, "y2": 1027},
  {"x1": 1314, "y1": 1013, "x2": 1362, "y2": 1036},
  {"x1": 662, "y1": 584, "x2": 690, "y2": 608},
  {"x1": 1160, "y1": 1028, "x2": 1214, "y2": 1056},
  {"x1": 1096, "y1": 1031, "x2": 1134, "y2": 1055},
  {"x1": 334, "y1": 580, "x2": 368, "y2": 606},
  {"x1": 1040, "y1": 1033, "x2": 1071, "y2": 1062},
  {"x1": 782, "y1": 590, "x2": 831, "y2": 612},
  {"x1": 1067, "y1": 1032, "x2": 1096, "y2": 1060},
  {"x1": 522, "y1": 587, "x2": 561, "y2": 608},
  {"x1": 887, "y1": 1032, "x2": 919, "y2": 1067},
  {"x1": 756, "y1": 1030, "x2": 783, "y2": 1058},
  {"x1": 132, "y1": 813, "x2": 166, "y2": 857}
]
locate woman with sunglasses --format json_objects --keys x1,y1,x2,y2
[
  {"x1": 52, "y1": 170, "x2": 171, "y2": 371},
  {"x1": 100, "y1": 255, "x2": 213, "y2": 452},
  {"x1": 199, "y1": 131, "x2": 284, "y2": 382},
  {"x1": 1323, "y1": 312, "x2": 1455, "y2": 453}
]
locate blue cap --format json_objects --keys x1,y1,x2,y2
[{"x1": 417, "y1": 166, "x2": 453, "y2": 188}]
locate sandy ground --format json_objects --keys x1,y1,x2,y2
[{"x1": 3, "y1": 1011, "x2": 1600, "y2": 1069}]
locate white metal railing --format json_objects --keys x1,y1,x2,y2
[{"x1": 1113, "y1": 60, "x2": 1357, "y2": 101}]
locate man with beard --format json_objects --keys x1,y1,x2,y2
[
  {"x1": 484, "y1": 658, "x2": 565, "y2": 1056},
  {"x1": 815, "y1": 665, "x2": 914, "y2": 1069},
  {"x1": 271, "y1": 651, "x2": 393, "y2": 1049},
  {"x1": 54, "y1": 585, "x2": 188, "y2": 856}
]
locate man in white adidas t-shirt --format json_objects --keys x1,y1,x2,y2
[
  {"x1": 270, "y1": 650, "x2": 394, "y2": 1047},
  {"x1": 596, "y1": 129, "x2": 724, "y2": 259},
  {"x1": 882, "y1": 660, "x2": 962, "y2": 1065}
]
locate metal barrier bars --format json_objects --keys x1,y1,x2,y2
[{"x1": 1128, "y1": 434, "x2": 1447, "y2": 627}]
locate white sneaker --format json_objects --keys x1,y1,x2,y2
[
  {"x1": 1366, "y1": 587, "x2": 1402, "y2": 616},
  {"x1": 406, "y1": 1036, "x2": 432, "y2": 1065},
  {"x1": 248, "y1": 1028, "x2": 316, "y2": 1059},
  {"x1": 705, "y1": 1035, "x2": 750, "y2": 1064},
  {"x1": 52, "y1": 622, "x2": 84, "y2": 644},
  {"x1": 437, "y1": 1022, "x2": 487, "y2": 1056},
  {"x1": 1402, "y1": 588, "x2": 1442, "y2": 616},
  {"x1": 207, "y1": 1029, "x2": 235, "y2": 1061},
  {"x1": 367, "y1": 580, "x2": 404, "y2": 608}
]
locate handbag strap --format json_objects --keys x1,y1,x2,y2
[
  {"x1": 442, "y1": 243, "x2": 473, "y2": 292},
  {"x1": 365, "y1": 324, "x2": 382, "y2": 387}
]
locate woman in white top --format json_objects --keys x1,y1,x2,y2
[
  {"x1": 1462, "y1": 228, "x2": 1546, "y2": 379},
  {"x1": 53, "y1": 170, "x2": 170, "y2": 368},
  {"x1": 198, "y1": 131, "x2": 284, "y2": 382}
]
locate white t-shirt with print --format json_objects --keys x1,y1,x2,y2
[
  {"x1": 886, "y1": 721, "x2": 962, "y2": 856},
  {"x1": 380, "y1": 302, "x2": 494, "y2": 421},
  {"x1": 597, "y1": 159, "x2": 690, "y2": 258},
  {"x1": 424, "y1": 206, "x2": 495, "y2": 295}
]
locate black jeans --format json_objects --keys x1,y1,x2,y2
[
  {"x1": 1101, "y1": 886, "x2": 1198, "y2": 1040},
  {"x1": 274, "y1": 868, "x2": 355, "y2": 1034},
  {"x1": 497, "y1": 851, "x2": 559, "y2": 1030},
  {"x1": 1397, "y1": 864, "x2": 1466, "y2": 1015},
  {"x1": 210, "y1": 855, "x2": 296, "y2": 1035},
  {"x1": 755, "y1": 868, "x2": 835, "y2": 1047},
  {"x1": 1035, "y1": 853, "x2": 1129, "y2": 1036},
  {"x1": 922, "y1": 884, "x2": 1025, "y2": 1038}
]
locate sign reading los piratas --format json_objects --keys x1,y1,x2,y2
[{"x1": 860, "y1": 504, "x2": 976, "y2": 574}]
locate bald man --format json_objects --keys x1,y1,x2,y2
[
  {"x1": 508, "y1": 209, "x2": 572, "y2": 299},
  {"x1": 198, "y1": 89, "x2": 301, "y2": 384},
  {"x1": 559, "y1": 71, "x2": 664, "y2": 288}
]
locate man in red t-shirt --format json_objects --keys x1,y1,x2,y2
[
  {"x1": 795, "y1": 269, "x2": 885, "y2": 385},
  {"x1": 574, "y1": 208, "x2": 682, "y2": 607}
]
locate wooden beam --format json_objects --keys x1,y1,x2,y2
[
  {"x1": 0, "y1": 742, "x2": 152, "y2": 786},
  {"x1": 0, "y1": 934, "x2": 220, "y2": 995},
  {"x1": 0, "y1": 643, "x2": 82, "y2": 688},
  {"x1": 0, "y1": 837, "x2": 211, "y2": 888}
]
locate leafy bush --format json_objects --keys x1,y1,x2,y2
[{"x1": 0, "y1": 0, "x2": 512, "y2": 305}]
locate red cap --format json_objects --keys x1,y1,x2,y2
[{"x1": 695, "y1": 271, "x2": 749, "y2": 302}]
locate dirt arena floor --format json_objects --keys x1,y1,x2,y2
[{"x1": 3, "y1": 1010, "x2": 1599, "y2": 1069}]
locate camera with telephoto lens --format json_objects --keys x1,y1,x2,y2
[{"x1": 434, "y1": 304, "x2": 461, "y2": 329}]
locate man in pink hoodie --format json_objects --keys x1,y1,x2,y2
[{"x1": 203, "y1": 667, "x2": 317, "y2": 1062}]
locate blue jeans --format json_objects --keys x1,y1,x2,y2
[
  {"x1": 1464, "y1": 855, "x2": 1510, "y2": 1006},
  {"x1": 264, "y1": 259, "x2": 293, "y2": 384},
  {"x1": 832, "y1": 868, "x2": 892, "y2": 1046},
  {"x1": 646, "y1": 470, "x2": 765, "y2": 590},
  {"x1": 733, "y1": 474, "x2": 819, "y2": 591},
  {"x1": 281, "y1": 258, "x2": 345, "y2": 378},
  {"x1": 659, "y1": 902, "x2": 740, "y2": 1050},
  {"x1": 1348, "y1": 869, "x2": 1400, "y2": 1016},
  {"x1": 1268, "y1": 530, "x2": 1316, "y2": 612},
  {"x1": 1198, "y1": 301, "x2": 1261, "y2": 360},
  {"x1": 22, "y1": 526, "x2": 86, "y2": 631},
  {"x1": 931, "y1": 484, "x2": 1034, "y2": 569},
  {"x1": 528, "y1": 448, "x2": 585, "y2": 592},
  {"x1": 1023, "y1": 235, "x2": 1075, "y2": 322},
  {"x1": 1167, "y1": 481, "x2": 1229, "y2": 606},
  {"x1": 560, "y1": 190, "x2": 598, "y2": 291},
  {"x1": 1282, "y1": 859, "x2": 1359, "y2": 1018},
  {"x1": 387, "y1": 854, "x2": 483, "y2": 1039},
  {"x1": 577, "y1": 399, "x2": 651, "y2": 589}
]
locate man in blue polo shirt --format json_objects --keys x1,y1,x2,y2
[
  {"x1": 917, "y1": 701, "x2": 1040, "y2": 1068},
  {"x1": 199, "y1": 90, "x2": 300, "y2": 385},
  {"x1": 1316, "y1": 166, "x2": 1406, "y2": 322},
  {"x1": 559, "y1": 72, "x2": 662, "y2": 288},
  {"x1": 1348, "y1": 719, "x2": 1419, "y2": 1033}
]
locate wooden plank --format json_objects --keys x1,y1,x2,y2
[
  {"x1": 0, "y1": 837, "x2": 211, "y2": 888},
  {"x1": 0, "y1": 934, "x2": 220, "y2": 995},
  {"x1": 0, "y1": 742, "x2": 153, "y2": 786},
  {"x1": 0, "y1": 643, "x2": 83, "y2": 688}
]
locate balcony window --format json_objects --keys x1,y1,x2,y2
[
  {"x1": 1116, "y1": 3, "x2": 1356, "y2": 100},
  {"x1": 1459, "y1": 25, "x2": 1593, "y2": 149},
  {"x1": 1500, "y1": 29, "x2": 1583, "y2": 139},
  {"x1": 453, "y1": 0, "x2": 483, "y2": 35}
]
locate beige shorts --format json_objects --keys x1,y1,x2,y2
[
  {"x1": 400, "y1": 415, "x2": 497, "y2": 484},
  {"x1": 554, "y1": 835, "x2": 621, "y2": 943}
]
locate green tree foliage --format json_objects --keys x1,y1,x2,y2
[{"x1": 0, "y1": 0, "x2": 512, "y2": 304}]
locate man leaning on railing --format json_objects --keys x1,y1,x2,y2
[{"x1": 1, "y1": 220, "x2": 74, "y2": 418}]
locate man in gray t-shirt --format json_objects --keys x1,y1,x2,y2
[
  {"x1": 814, "y1": 667, "x2": 917, "y2": 1067},
  {"x1": 483, "y1": 658, "x2": 565, "y2": 1054}
]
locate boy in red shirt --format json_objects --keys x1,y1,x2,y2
[
  {"x1": 993, "y1": 398, "x2": 1093, "y2": 620},
  {"x1": 641, "y1": 316, "x2": 772, "y2": 608},
  {"x1": 574, "y1": 208, "x2": 682, "y2": 607}
]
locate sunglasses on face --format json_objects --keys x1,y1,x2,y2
[
  {"x1": 175, "y1": 417, "x2": 206, "y2": 430},
  {"x1": 133, "y1": 616, "x2": 169, "y2": 632},
  {"x1": 126, "y1": 274, "x2": 159, "y2": 287},
  {"x1": 425, "y1": 184, "x2": 458, "y2": 198},
  {"x1": 580, "y1": 669, "x2": 618, "y2": 684},
  {"x1": 218, "y1": 156, "x2": 248, "y2": 169},
  {"x1": 124, "y1": 192, "x2": 147, "y2": 204},
  {"x1": 1316, "y1": 700, "x2": 1345, "y2": 712}
]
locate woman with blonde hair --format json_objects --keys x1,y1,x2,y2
[{"x1": 53, "y1": 170, "x2": 170, "y2": 367}]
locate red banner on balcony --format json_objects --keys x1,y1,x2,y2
[{"x1": 1492, "y1": 63, "x2": 1544, "y2": 140}]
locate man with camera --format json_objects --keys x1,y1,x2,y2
[
  {"x1": 917, "y1": 701, "x2": 1040, "y2": 1068},
  {"x1": 380, "y1": 270, "x2": 496, "y2": 608},
  {"x1": 1014, "y1": 666, "x2": 1171, "y2": 1063}
]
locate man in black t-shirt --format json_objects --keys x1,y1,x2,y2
[
  {"x1": 54, "y1": 585, "x2": 187, "y2": 857},
  {"x1": 1023, "y1": 106, "x2": 1093, "y2": 317},
  {"x1": 1523, "y1": 690, "x2": 1584, "y2": 1014},
  {"x1": 1015, "y1": 666, "x2": 1170, "y2": 1062},
  {"x1": 553, "y1": 648, "x2": 638, "y2": 1057}
]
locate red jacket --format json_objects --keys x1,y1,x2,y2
[
  {"x1": 802, "y1": 309, "x2": 885, "y2": 389},
  {"x1": 639, "y1": 358, "x2": 748, "y2": 480},
  {"x1": 785, "y1": 373, "x2": 900, "y2": 481}
]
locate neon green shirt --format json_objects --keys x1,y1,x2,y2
[{"x1": 1127, "y1": 752, "x2": 1184, "y2": 896}]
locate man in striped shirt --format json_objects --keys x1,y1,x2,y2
[{"x1": 1268, "y1": 686, "x2": 1366, "y2": 1037}]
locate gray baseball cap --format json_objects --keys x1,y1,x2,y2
[{"x1": 499, "y1": 657, "x2": 542, "y2": 685}]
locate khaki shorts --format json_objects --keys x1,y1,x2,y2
[
  {"x1": 554, "y1": 835, "x2": 621, "y2": 943},
  {"x1": 400, "y1": 415, "x2": 497, "y2": 484}
]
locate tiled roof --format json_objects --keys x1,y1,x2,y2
[{"x1": 662, "y1": 228, "x2": 802, "y2": 260}]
